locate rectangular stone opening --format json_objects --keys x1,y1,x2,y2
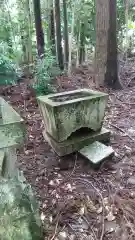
[
  {"x1": 68, "y1": 127, "x2": 95, "y2": 140},
  {"x1": 49, "y1": 91, "x2": 93, "y2": 102}
]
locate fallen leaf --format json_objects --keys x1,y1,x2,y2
[
  {"x1": 79, "y1": 206, "x2": 85, "y2": 216},
  {"x1": 40, "y1": 212, "x2": 45, "y2": 221},
  {"x1": 106, "y1": 212, "x2": 116, "y2": 222},
  {"x1": 97, "y1": 206, "x2": 103, "y2": 214},
  {"x1": 58, "y1": 231, "x2": 67, "y2": 240}
]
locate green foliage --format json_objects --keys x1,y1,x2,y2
[
  {"x1": 32, "y1": 48, "x2": 61, "y2": 96},
  {"x1": 0, "y1": 42, "x2": 20, "y2": 85}
]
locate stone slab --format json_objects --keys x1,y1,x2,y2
[
  {"x1": 37, "y1": 88, "x2": 108, "y2": 142},
  {"x1": 43, "y1": 127, "x2": 111, "y2": 156},
  {"x1": 0, "y1": 147, "x2": 18, "y2": 178},
  {"x1": 79, "y1": 141, "x2": 114, "y2": 164},
  {"x1": 0, "y1": 97, "x2": 25, "y2": 149},
  {"x1": 0, "y1": 174, "x2": 43, "y2": 240}
]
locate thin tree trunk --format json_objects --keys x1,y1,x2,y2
[
  {"x1": 21, "y1": 35, "x2": 27, "y2": 64},
  {"x1": 50, "y1": 2, "x2": 56, "y2": 56},
  {"x1": 95, "y1": 0, "x2": 121, "y2": 89},
  {"x1": 125, "y1": 0, "x2": 129, "y2": 59},
  {"x1": 33, "y1": 0, "x2": 44, "y2": 57},
  {"x1": 76, "y1": 25, "x2": 80, "y2": 67},
  {"x1": 26, "y1": 0, "x2": 33, "y2": 64},
  {"x1": 79, "y1": 22, "x2": 85, "y2": 64},
  {"x1": 63, "y1": 0, "x2": 69, "y2": 67},
  {"x1": 68, "y1": 3, "x2": 75, "y2": 74},
  {"x1": 55, "y1": 0, "x2": 64, "y2": 70}
]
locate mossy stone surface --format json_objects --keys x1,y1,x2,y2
[
  {"x1": 43, "y1": 127, "x2": 110, "y2": 156},
  {"x1": 0, "y1": 174, "x2": 43, "y2": 240},
  {"x1": 0, "y1": 97, "x2": 25, "y2": 149},
  {"x1": 37, "y1": 89, "x2": 108, "y2": 142}
]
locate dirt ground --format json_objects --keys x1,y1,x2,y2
[{"x1": 1, "y1": 61, "x2": 135, "y2": 240}]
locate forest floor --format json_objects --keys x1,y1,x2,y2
[{"x1": 1, "y1": 60, "x2": 135, "y2": 240}]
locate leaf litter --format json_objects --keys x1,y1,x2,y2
[{"x1": 1, "y1": 61, "x2": 135, "y2": 239}]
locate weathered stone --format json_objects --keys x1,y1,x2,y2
[
  {"x1": 1, "y1": 147, "x2": 17, "y2": 178},
  {"x1": 0, "y1": 97, "x2": 25, "y2": 179},
  {"x1": 43, "y1": 127, "x2": 110, "y2": 156},
  {"x1": 0, "y1": 97, "x2": 25, "y2": 149},
  {"x1": 37, "y1": 89, "x2": 108, "y2": 142},
  {"x1": 0, "y1": 174, "x2": 43, "y2": 240},
  {"x1": 79, "y1": 141, "x2": 114, "y2": 164}
]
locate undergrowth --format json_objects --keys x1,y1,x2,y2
[
  {"x1": 32, "y1": 48, "x2": 62, "y2": 96},
  {"x1": 0, "y1": 42, "x2": 21, "y2": 85}
]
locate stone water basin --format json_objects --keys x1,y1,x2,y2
[
  {"x1": 37, "y1": 88, "x2": 108, "y2": 142},
  {"x1": 0, "y1": 97, "x2": 25, "y2": 149}
]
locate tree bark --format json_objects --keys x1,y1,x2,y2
[
  {"x1": 33, "y1": 0, "x2": 44, "y2": 57},
  {"x1": 50, "y1": 2, "x2": 56, "y2": 56},
  {"x1": 26, "y1": 0, "x2": 33, "y2": 64},
  {"x1": 95, "y1": 0, "x2": 121, "y2": 89},
  {"x1": 55, "y1": 0, "x2": 64, "y2": 70},
  {"x1": 79, "y1": 22, "x2": 85, "y2": 64},
  {"x1": 63, "y1": 0, "x2": 69, "y2": 66}
]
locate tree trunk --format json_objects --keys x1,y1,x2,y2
[
  {"x1": 125, "y1": 0, "x2": 129, "y2": 59},
  {"x1": 79, "y1": 22, "x2": 85, "y2": 64},
  {"x1": 55, "y1": 0, "x2": 64, "y2": 70},
  {"x1": 68, "y1": 3, "x2": 75, "y2": 74},
  {"x1": 95, "y1": 0, "x2": 121, "y2": 89},
  {"x1": 26, "y1": 0, "x2": 33, "y2": 64},
  {"x1": 33, "y1": 0, "x2": 44, "y2": 57},
  {"x1": 63, "y1": 0, "x2": 69, "y2": 67},
  {"x1": 50, "y1": 2, "x2": 56, "y2": 56}
]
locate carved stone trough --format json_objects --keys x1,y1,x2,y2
[
  {"x1": 37, "y1": 89, "x2": 108, "y2": 142},
  {"x1": 0, "y1": 97, "x2": 25, "y2": 177}
]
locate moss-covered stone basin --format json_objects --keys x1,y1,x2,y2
[
  {"x1": 0, "y1": 97, "x2": 25, "y2": 149},
  {"x1": 37, "y1": 88, "x2": 108, "y2": 142}
]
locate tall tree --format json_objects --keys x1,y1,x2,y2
[
  {"x1": 95, "y1": 0, "x2": 121, "y2": 89},
  {"x1": 50, "y1": 1, "x2": 56, "y2": 56},
  {"x1": 33, "y1": 0, "x2": 44, "y2": 57},
  {"x1": 79, "y1": 22, "x2": 85, "y2": 64},
  {"x1": 63, "y1": 0, "x2": 69, "y2": 66},
  {"x1": 55, "y1": 0, "x2": 64, "y2": 70}
]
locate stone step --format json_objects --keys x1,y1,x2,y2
[
  {"x1": 79, "y1": 141, "x2": 114, "y2": 164},
  {"x1": 43, "y1": 127, "x2": 111, "y2": 156}
]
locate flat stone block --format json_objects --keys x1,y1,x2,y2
[
  {"x1": 0, "y1": 147, "x2": 17, "y2": 178},
  {"x1": 79, "y1": 141, "x2": 114, "y2": 164},
  {"x1": 43, "y1": 127, "x2": 111, "y2": 156},
  {"x1": 0, "y1": 97, "x2": 25, "y2": 149},
  {"x1": 37, "y1": 89, "x2": 108, "y2": 142}
]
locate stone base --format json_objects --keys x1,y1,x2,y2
[
  {"x1": 43, "y1": 127, "x2": 111, "y2": 156},
  {"x1": 0, "y1": 147, "x2": 17, "y2": 178}
]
